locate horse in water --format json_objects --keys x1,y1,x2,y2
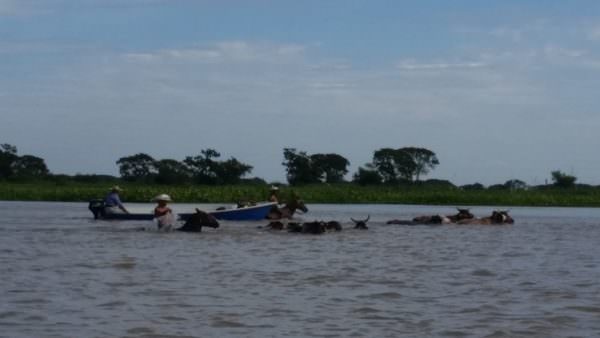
[
  {"x1": 266, "y1": 196, "x2": 308, "y2": 220},
  {"x1": 177, "y1": 209, "x2": 220, "y2": 232}
]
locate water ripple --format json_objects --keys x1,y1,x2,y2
[{"x1": 2, "y1": 202, "x2": 600, "y2": 337}]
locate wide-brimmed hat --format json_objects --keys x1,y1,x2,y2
[
  {"x1": 153, "y1": 194, "x2": 172, "y2": 202},
  {"x1": 270, "y1": 185, "x2": 279, "y2": 191},
  {"x1": 110, "y1": 185, "x2": 122, "y2": 192}
]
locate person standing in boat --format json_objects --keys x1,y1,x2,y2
[
  {"x1": 153, "y1": 194, "x2": 175, "y2": 230},
  {"x1": 104, "y1": 186, "x2": 129, "y2": 215}
]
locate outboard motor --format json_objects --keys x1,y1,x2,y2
[{"x1": 88, "y1": 199, "x2": 106, "y2": 219}]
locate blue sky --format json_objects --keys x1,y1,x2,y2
[{"x1": 2, "y1": 0, "x2": 600, "y2": 185}]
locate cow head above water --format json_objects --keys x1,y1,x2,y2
[
  {"x1": 491, "y1": 210, "x2": 514, "y2": 224},
  {"x1": 448, "y1": 208, "x2": 475, "y2": 222},
  {"x1": 351, "y1": 215, "x2": 370, "y2": 229}
]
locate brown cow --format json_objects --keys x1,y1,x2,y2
[
  {"x1": 387, "y1": 208, "x2": 474, "y2": 225},
  {"x1": 457, "y1": 210, "x2": 514, "y2": 225}
]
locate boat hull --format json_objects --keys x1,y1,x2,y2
[
  {"x1": 204, "y1": 202, "x2": 276, "y2": 221},
  {"x1": 90, "y1": 201, "x2": 276, "y2": 221}
]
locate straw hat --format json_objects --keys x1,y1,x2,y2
[
  {"x1": 270, "y1": 185, "x2": 279, "y2": 191},
  {"x1": 153, "y1": 194, "x2": 172, "y2": 202},
  {"x1": 110, "y1": 186, "x2": 122, "y2": 192}
]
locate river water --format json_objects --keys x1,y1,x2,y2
[{"x1": 1, "y1": 201, "x2": 599, "y2": 338}]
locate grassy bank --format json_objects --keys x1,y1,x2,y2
[{"x1": 1, "y1": 181, "x2": 600, "y2": 207}]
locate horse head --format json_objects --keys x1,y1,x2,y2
[
  {"x1": 351, "y1": 215, "x2": 370, "y2": 229},
  {"x1": 287, "y1": 197, "x2": 308, "y2": 214},
  {"x1": 177, "y1": 208, "x2": 219, "y2": 232},
  {"x1": 267, "y1": 196, "x2": 309, "y2": 220}
]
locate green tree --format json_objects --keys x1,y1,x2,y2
[
  {"x1": 155, "y1": 159, "x2": 191, "y2": 185},
  {"x1": 372, "y1": 148, "x2": 416, "y2": 183},
  {"x1": 551, "y1": 170, "x2": 577, "y2": 188},
  {"x1": 0, "y1": 144, "x2": 18, "y2": 178},
  {"x1": 184, "y1": 149, "x2": 253, "y2": 184},
  {"x1": 116, "y1": 153, "x2": 157, "y2": 181},
  {"x1": 352, "y1": 165, "x2": 382, "y2": 185},
  {"x1": 213, "y1": 157, "x2": 253, "y2": 184},
  {"x1": 400, "y1": 147, "x2": 439, "y2": 181},
  {"x1": 504, "y1": 179, "x2": 527, "y2": 190},
  {"x1": 372, "y1": 148, "x2": 403, "y2": 183},
  {"x1": 370, "y1": 147, "x2": 439, "y2": 183},
  {"x1": 12, "y1": 155, "x2": 49, "y2": 178},
  {"x1": 310, "y1": 153, "x2": 350, "y2": 183},
  {"x1": 282, "y1": 148, "x2": 318, "y2": 185},
  {"x1": 184, "y1": 149, "x2": 221, "y2": 184},
  {"x1": 461, "y1": 183, "x2": 485, "y2": 190}
]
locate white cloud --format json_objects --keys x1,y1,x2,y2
[
  {"x1": 308, "y1": 82, "x2": 352, "y2": 89},
  {"x1": 5, "y1": 37, "x2": 600, "y2": 184},
  {"x1": 123, "y1": 41, "x2": 306, "y2": 64},
  {"x1": 543, "y1": 44, "x2": 585, "y2": 58},
  {"x1": 395, "y1": 59, "x2": 487, "y2": 70}
]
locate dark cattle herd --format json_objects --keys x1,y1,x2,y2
[
  {"x1": 263, "y1": 215, "x2": 370, "y2": 234},
  {"x1": 141, "y1": 204, "x2": 514, "y2": 234},
  {"x1": 387, "y1": 208, "x2": 514, "y2": 226},
  {"x1": 253, "y1": 208, "x2": 513, "y2": 234}
]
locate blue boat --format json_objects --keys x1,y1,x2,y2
[
  {"x1": 181, "y1": 202, "x2": 277, "y2": 221},
  {"x1": 89, "y1": 200, "x2": 276, "y2": 221}
]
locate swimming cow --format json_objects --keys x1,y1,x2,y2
[
  {"x1": 387, "y1": 208, "x2": 474, "y2": 225},
  {"x1": 457, "y1": 210, "x2": 514, "y2": 225},
  {"x1": 351, "y1": 215, "x2": 370, "y2": 229}
]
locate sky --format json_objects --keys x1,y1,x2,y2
[{"x1": 2, "y1": 0, "x2": 600, "y2": 185}]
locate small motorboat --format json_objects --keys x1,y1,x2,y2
[
  {"x1": 88, "y1": 199, "x2": 277, "y2": 221},
  {"x1": 185, "y1": 202, "x2": 277, "y2": 221}
]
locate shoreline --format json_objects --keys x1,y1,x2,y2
[{"x1": 1, "y1": 182, "x2": 600, "y2": 207}]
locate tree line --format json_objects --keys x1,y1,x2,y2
[
  {"x1": 0, "y1": 142, "x2": 582, "y2": 189},
  {"x1": 0, "y1": 144, "x2": 49, "y2": 179},
  {"x1": 116, "y1": 150, "x2": 254, "y2": 185},
  {"x1": 116, "y1": 146, "x2": 442, "y2": 186}
]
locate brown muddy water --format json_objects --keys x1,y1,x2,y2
[{"x1": 1, "y1": 201, "x2": 600, "y2": 338}]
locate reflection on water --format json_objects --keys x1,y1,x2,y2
[{"x1": 1, "y1": 201, "x2": 600, "y2": 338}]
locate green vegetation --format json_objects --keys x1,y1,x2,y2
[
  {"x1": 2, "y1": 181, "x2": 600, "y2": 207},
  {"x1": 2, "y1": 142, "x2": 597, "y2": 206}
]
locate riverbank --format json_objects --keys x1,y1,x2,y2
[{"x1": 1, "y1": 182, "x2": 600, "y2": 207}]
